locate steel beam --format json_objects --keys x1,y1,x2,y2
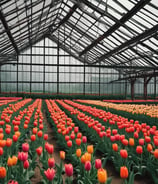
[
  {"x1": 94, "y1": 23, "x2": 158, "y2": 64},
  {"x1": 79, "y1": 0, "x2": 151, "y2": 56},
  {"x1": 0, "y1": 10, "x2": 19, "y2": 54}
]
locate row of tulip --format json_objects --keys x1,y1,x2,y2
[
  {"x1": 56, "y1": 99, "x2": 158, "y2": 183},
  {"x1": 76, "y1": 100, "x2": 158, "y2": 118},
  {"x1": 0, "y1": 98, "x2": 65, "y2": 184},
  {"x1": 45, "y1": 99, "x2": 113, "y2": 184}
]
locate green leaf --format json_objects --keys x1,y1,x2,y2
[{"x1": 106, "y1": 177, "x2": 112, "y2": 184}]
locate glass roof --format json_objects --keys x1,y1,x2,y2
[{"x1": 0, "y1": 0, "x2": 158, "y2": 75}]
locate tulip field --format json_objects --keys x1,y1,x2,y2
[{"x1": 0, "y1": 97, "x2": 158, "y2": 184}]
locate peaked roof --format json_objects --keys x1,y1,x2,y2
[{"x1": 0, "y1": 0, "x2": 158, "y2": 76}]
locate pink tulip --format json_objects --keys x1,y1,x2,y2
[
  {"x1": 85, "y1": 161, "x2": 91, "y2": 171},
  {"x1": 65, "y1": 164, "x2": 73, "y2": 177},
  {"x1": 44, "y1": 168, "x2": 55, "y2": 181},
  {"x1": 48, "y1": 158, "x2": 55, "y2": 168},
  {"x1": 22, "y1": 143, "x2": 29, "y2": 152},
  {"x1": 95, "y1": 159, "x2": 102, "y2": 169}
]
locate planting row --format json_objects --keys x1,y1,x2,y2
[
  {"x1": 45, "y1": 99, "x2": 113, "y2": 184},
  {"x1": 56, "y1": 99, "x2": 158, "y2": 183}
]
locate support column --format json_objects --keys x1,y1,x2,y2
[
  {"x1": 17, "y1": 55, "x2": 19, "y2": 93},
  {"x1": 131, "y1": 79, "x2": 136, "y2": 100},
  {"x1": 57, "y1": 37, "x2": 59, "y2": 95},
  {"x1": 144, "y1": 76, "x2": 152, "y2": 100},
  {"x1": 154, "y1": 75, "x2": 156, "y2": 99},
  {"x1": 99, "y1": 63, "x2": 101, "y2": 96},
  {"x1": 83, "y1": 60, "x2": 85, "y2": 95},
  {"x1": 144, "y1": 77, "x2": 147, "y2": 100}
]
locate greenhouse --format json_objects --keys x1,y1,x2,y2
[{"x1": 0, "y1": 0, "x2": 158, "y2": 184}]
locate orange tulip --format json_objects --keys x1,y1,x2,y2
[
  {"x1": 97, "y1": 168, "x2": 107, "y2": 183},
  {"x1": 129, "y1": 138, "x2": 134, "y2": 146},
  {"x1": 76, "y1": 149, "x2": 81, "y2": 157},
  {"x1": 60, "y1": 151, "x2": 65, "y2": 160},
  {"x1": 154, "y1": 149, "x2": 158, "y2": 159},
  {"x1": 15, "y1": 131, "x2": 21, "y2": 138},
  {"x1": 147, "y1": 144, "x2": 152, "y2": 152},
  {"x1": 120, "y1": 166, "x2": 128, "y2": 179},
  {"x1": 0, "y1": 140, "x2": 6, "y2": 147},
  {"x1": 0, "y1": 133, "x2": 4, "y2": 140},
  {"x1": 12, "y1": 156, "x2": 18, "y2": 166},
  {"x1": 0, "y1": 167, "x2": 6, "y2": 178},
  {"x1": 7, "y1": 157, "x2": 13, "y2": 167},
  {"x1": 112, "y1": 143, "x2": 118, "y2": 152},
  {"x1": 87, "y1": 145, "x2": 93, "y2": 154},
  {"x1": 84, "y1": 152, "x2": 91, "y2": 162},
  {"x1": 81, "y1": 154, "x2": 86, "y2": 164}
]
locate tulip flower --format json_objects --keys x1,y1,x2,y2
[
  {"x1": 46, "y1": 144, "x2": 54, "y2": 154},
  {"x1": 74, "y1": 127, "x2": 79, "y2": 133},
  {"x1": 7, "y1": 157, "x2": 13, "y2": 167},
  {"x1": 97, "y1": 168, "x2": 107, "y2": 183},
  {"x1": 36, "y1": 146, "x2": 43, "y2": 156},
  {"x1": 129, "y1": 138, "x2": 134, "y2": 146},
  {"x1": 67, "y1": 140, "x2": 72, "y2": 148},
  {"x1": 154, "y1": 149, "x2": 158, "y2": 159},
  {"x1": 48, "y1": 158, "x2": 55, "y2": 168},
  {"x1": 120, "y1": 166, "x2": 128, "y2": 179},
  {"x1": 18, "y1": 152, "x2": 28, "y2": 161},
  {"x1": 76, "y1": 149, "x2": 81, "y2": 157},
  {"x1": 0, "y1": 167, "x2": 6, "y2": 178},
  {"x1": 8, "y1": 180, "x2": 18, "y2": 184},
  {"x1": 95, "y1": 159, "x2": 102, "y2": 169},
  {"x1": 147, "y1": 144, "x2": 152, "y2": 152},
  {"x1": 60, "y1": 151, "x2": 65, "y2": 160},
  {"x1": 12, "y1": 156, "x2": 18, "y2": 166},
  {"x1": 85, "y1": 161, "x2": 91, "y2": 171},
  {"x1": 23, "y1": 160, "x2": 29, "y2": 169},
  {"x1": 82, "y1": 136, "x2": 87, "y2": 143},
  {"x1": 65, "y1": 164, "x2": 73, "y2": 177},
  {"x1": 76, "y1": 138, "x2": 81, "y2": 146},
  {"x1": 44, "y1": 134, "x2": 48, "y2": 140},
  {"x1": 13, "y1": 135, "x2": 18, "y2": 142},
  {"x1": 37, "y1": 130, "x2": 43, "y2": 137},
  {"x1": 44, "y1": 168, "x2": 55, "y2": 181},
  {"x1": 136, "y1": 146, "x2": 143, "y2": 154},
  {"x1": 6, "y1": 138, "x2": 12, "y2": 147},
  {"x1": 87, "y1": 145, "x2": 93, "y2": 154},
  {"x1": 120, "y1": 149, "x2": 128, "y2": 159},
  {"x1": 22, "y1": 143, "x2": 29, "y2": 152},
  {"x1": 112, "y1": 143, "x2": 118, "y2": 152},
  {"x1": 139, "y1": 138, "x2": 144, "y2": 146},
  {"x1": 0, "y1": 147, "x2": 3, "y2": 156},
  {"x1": 31, "y1": 135, "x2": 36, "y2": 141}
]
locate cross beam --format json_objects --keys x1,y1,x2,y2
[
  {"x1": 94, "y1": 23, "x2": 158, "y2": 64},
  {"x1": 0, "y1": 10, "x2": 19, "y2": 54},
  {"x1": 79, "y1": 0, "x2": 151, "y2": 56}
]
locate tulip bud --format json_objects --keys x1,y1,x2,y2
[
  {"x1": 36, "y1": 146, "x2": 43, "y2": 156},
  {"x1": 23, "y1": 160, "x2": 29, "y2": 169},
  {"x1": 95, "y1": 159, "x2": 102, "y2": 169}
]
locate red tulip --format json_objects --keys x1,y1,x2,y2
[
  {"x1": 36, "y1": 146, "x2": 43, "y2": 156},
  {"x1": 37, "y1": 131, "x2": 43, "y2": 137},
  {"x1": 48, "y1": 158, "x2": 55, "y2": 168},
  {"x1": 65, "y1": 164, "x2": 73, "y2": 177},
  {"x1": 122, "y1": 139, "x2": 128, "y2": 146},
  {"x1": 120, "y1": 166, "x2": 128, "y2": 179},
  {"x1": 44, "y1": 134, "x2": 48, "y2": 140},
  {"x1": 8, "y1": 180, "x2": 18, "y2": 184},
  {"x1": 139, "y1": 139, "x2": 144, "y2": 146},
  {"x1": 0, "y1": 148, "x2": 3, "y2": 156},
  {"x1": 67, "y1": 140, "x2": 72, "y2": 147},
  {"x1": 154, "y1": 149, "x2": 158, "y2": 159},
  {"x1": 76, "y1": 138, "x2": 81, "y2": 146},
  {"x1": 31, "y1": 135, "x2": 36, "y2": 141},
  {"x1": 6, "y1": 138, "x2": 12, "y2": 147},
  {"x1": 145, "y1": 136, "x2": 151, "y2": 143},
  {"x1": 82, "y1": 136, "x2": 87, "y2": 143},
  {"x1": 95, "y1": 159, "x2": 102, "y2": 169},
  {"x1": 77, "y1": 133, "x2": 82, "y2": 138},
  {"x1": 18, "y1": 152, "x2": 28, "y2": 161},
  {"x1": 112, "y1": 143, "x2": 118, "y2": 152},
  {"x1": 70, "y1": 133, "x2": 75, "y2": 140},
  {"x1": 85, "y1": 161, "x2": 91, "y2": 171},
  {"x1": 46, "y1": 144, "x2": 54, "y2": 154},
  {"x1": 22, "y1": 143, "x2": 29, "y2": 152},
  {"x1": 44, "y1": 168, "x2": 55, "y2": 181},
  {"x1": 65, "y1": 135, "x2": 70, "y2": 142},
  {"x1": 23, "y1": 160, "x2": 29, "y2": 169},
  {"x1": 120, "y1": 149, "x2": 128, "y2": 159},
  {"x1": 147, "y1": 144, "x2": 152, "y2": 152},
  {"x1": 13, "y1": 135, "x2": 18, "y2": 142},
  {"x1": 74, "y1": 127, "x2": 79, "y2": 133},
  {"x1": 136, "y1": 146, "x2": 143, "y2": 154}
]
